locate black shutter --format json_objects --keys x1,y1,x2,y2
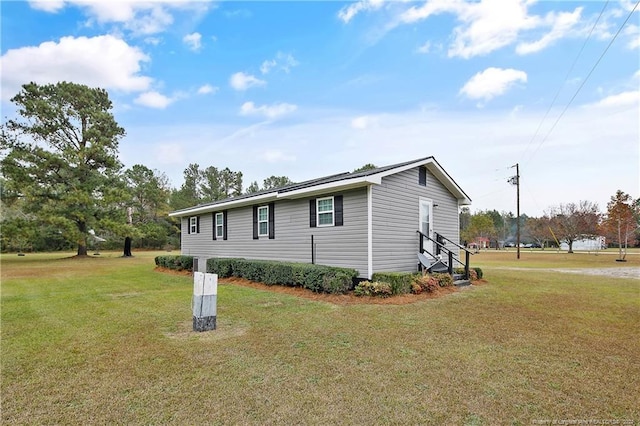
[
  {"x1": 196, "y1": 216, "x2": 200, "y2": 234},
  {"x1": 252, "y1": 206, "x2": 259, "y2": 239},
  {"x1": 187, "y1": 217, "x2": 190, "y2": 234},
  {"x1": 335, "y1": 195, "x2": 343, "y2": 226},
  {"x1": 419, "y1": 167, "x2": 427, "y2": 186},
  {"x1": 223, "y1": 210, "x2": 228, "y2": 241},
  {"x1": 309, "y1": 199, "x2": 317, "y2": 228},
  {"x1": 212, "y1": 212, "x2": 216, "y2": 240},
  {"x1": 268, "y1": 202, "x2": 275, "y2": 239}
]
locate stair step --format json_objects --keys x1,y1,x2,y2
[{"x1": 454, "y1": 279, "x2": 471, "y2": 287}]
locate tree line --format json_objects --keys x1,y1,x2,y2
[
  {"x1": 0, "y1": 82, "x2": 301, "y2": 255},
  {"x1": 461, "y1": 191, "x2": 639, "y2": 258}
]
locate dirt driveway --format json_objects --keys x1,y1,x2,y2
[
  {"x1": 499, "y1": 266, "x2": 639, "y2": 279},
  {"x1": 547, "y1": 267, "x2": 639, "y2": 279}
]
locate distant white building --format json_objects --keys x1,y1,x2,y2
[{"x1": 560, "y1": 236, "x2": 606, "y2": 251}]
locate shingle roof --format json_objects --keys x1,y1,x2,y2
[{"x1": 169, "y1": 156, "x2": 470, "y2": 217}]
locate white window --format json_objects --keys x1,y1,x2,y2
[
  {"x1": 215, "y1": 213, "x2": 224, "y2": 239},
  {"x1": 189, "y1": 216, "x2": 198, "y2": 234},
  {"x1": 317, "y1": 197, "x2": 334, "y2": 227},
  {"x1": 258, "y1": 206, "x2": 269, "y2": 236}
]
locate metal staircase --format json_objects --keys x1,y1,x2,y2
[{"x1": 417, "y1": 231, "x2": 473, "y2": 285}]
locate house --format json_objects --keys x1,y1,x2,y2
[
  {"x1": 468, "y1": 237, "x2": 490, "y2": 251},
  {"x1": 169, "y1": 157, "x2": 472, "y2": 279},
  {"x1": 560, "y1": 236, "x2": 606, "y2": 251}
]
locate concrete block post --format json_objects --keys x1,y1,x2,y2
[{"x1": 193, "y1": 271, "x2": 217, "y2": 332}]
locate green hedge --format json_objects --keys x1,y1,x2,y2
[
  {"x1": 453, "y1": 267, "x2": 484, "y2": 280},
  {"x1": 155, "y1": 255, "x2": 194, "y2": 271},
  {"x1": 371, "y1": 272, "x2": 418, "y2": 295},
  {"x1": 206, "y1": 257, "x2": 358, "y2": 294}
]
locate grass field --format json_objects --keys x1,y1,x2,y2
[{"x1": 1, "y1": 250, "x2": 639, "y2": 425}]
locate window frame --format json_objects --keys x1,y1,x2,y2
[
  {"x1": 189, "y1": 216, "x2": 199, "y2": 234},
  {"x1": 215, "y1": 212, "x2": 224, "y2": 239},
  {"x1": 257, "y1": 205, "x2": 269, "y2": 237},
  {"x1": 316, "y1": 196, "x2": 335, "y2": 227}
]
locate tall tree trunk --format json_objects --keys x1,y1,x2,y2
[{"x1": 77, "y1": 221, "x2": 88, "y2": 256}]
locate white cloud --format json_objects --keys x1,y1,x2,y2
[
  {"x1": 262, "y1": 150, "x2": 296, "y2": 163},
  {"x1": 183, "y1": 32, "x2": 202, "y2": 51},
  {"x1": 338, "y1": 0, "x2": 385, "y2": 23},
  {"x1": 0, "y1": 35, "x2": 151, "y2": 101},
  {"x1": 134, "y1": 91, "x2": 174, "y2": 109},
  {"x1": 623, "y1": 24, "x2": 640, "y2": 49},
  {"x1": 351, "y1": 115, "x2": 378, "y2": 129},
  {"x1": 448, "y1": 0, "x2": 541, "y2": 58},
  {"x1": 400, "y1": 0, "x2": 455, "y2": 24},
  {"x1": 260, "y1": 52, "x2": 299, "y2": 74},
  {"x1": 260, "y1": 59, "x2": 277, "y2": 74},
  {"x1": 154, "y1": 143, "x2": 185, "y2": 165},
  {"x1": 416, "y1": 41, "x2": 431, "y2": 54},
  {"x1": 397, "y1": 0, "x2": 585, "y2": 58},
  {"x1": 197, "y1": 84, "x2": 218, "y2": 95},
  {"x1": 587, "y1": 90, "x2": 640, "y2": 109},
  {"x1": 516, "y1": 8, "x2": 583, "y2": 55},
  {"x1": 28, "y1": 0, "x2": 212, "y2": 35},
  {"x1": 240, "y1": 101, "x2": 297, "y2": 119},
  {"x1": 28, "y1": 0, "x2": 65, "y2": 12},
  {"x1": 460, "y1": 67, "x2": 527, "y2": 102},
  {"x1": 229, "y1": 72, "x2": 266, "y2": 91},
  {"x1": 144, "y1": 36, "x2": 162, "y2": 46}
]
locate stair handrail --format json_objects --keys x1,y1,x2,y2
[
  {"x1": 417, "y1": 230, "x2": 472, "y2": 280},
  {"x1": 434, "y1": 232, "x2": 474, "y2": 255}
]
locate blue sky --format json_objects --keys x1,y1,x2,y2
[{"x1": 1, "y1": 0, "x2": 638, "y2": 217}]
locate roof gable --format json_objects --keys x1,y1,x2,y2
[{"x1": 169, "y1": 156, "x2": 471, "y2": 217}]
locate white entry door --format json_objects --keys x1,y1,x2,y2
[{"x1": 419, "y1": 198, "x2": 434, "y2": 255}]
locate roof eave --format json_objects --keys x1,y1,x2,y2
[
  {"x1": 168, "y1": 192, "x2": 278, "y2": 217},
  {"x1": 277, "y1": 176, "x2": 382, "y2": 199}
]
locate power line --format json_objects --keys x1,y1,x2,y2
[
  {"x1": 524, "y1": 0, "x2": 639, "y2": 164},
  {"x1": 520, "y1": 0, "x2": 610, "y2": 164}
]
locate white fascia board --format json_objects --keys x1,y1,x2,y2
[
  {"x1": 370, "y1": 157, "x2": 471, "y2": 204},
  {"x1": 277, "y1": 176, "x2": 382, "y2": 199},
  {"x1": 168, "y1": 192, "x2": 278, "y2": 217},
  {"x1": 374, "y1": 157, "x2": 436, "y2": 179}
]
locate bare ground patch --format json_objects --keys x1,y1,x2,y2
[{"x1": 497, "y1": 266, "x2": 639, "y2": 279}]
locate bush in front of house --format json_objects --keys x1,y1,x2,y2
[
  {"x1": 205, "y1": 257, "x2": 358, "y2": 294},
  {"x1": 453, "y1": 267, "x2": 483, "y2": 280},
  {"x1": 411, "y1": 274, "x2": 439, "y2": 294},
  {"x1": 371, "y1": 272, "x2": 417, "y2": 295},
  {"x1": 155, "y1": 255, "x2": 194, "y2": 271},
  {"x1": 433, "y1": 272, "x2": 453, "y2": 287},
  {"x1": 354, "y1": 281, "x2": 392, "y2": 297}
]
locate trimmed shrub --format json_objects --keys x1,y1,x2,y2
[
  {"x1": 371, "y1": 272, "x2": 416, "y2": 295},
  {"x1": 206, "y1": 258, "x2": 237, "y2": 278},
  {"x1": 204, "y1": 257, "x2": 357, "y2": 294},
  {"x1": 412, "y1": 274, "x2": 439, "y2": 293},
  {"x1": 453, "y1": 267, "x2": 483, "y2": 280},
  {"x1": 320, "y1": 270, "x2": 355, "y2": 294},
  {"x1": 433, "y1": 272, "x2": 453, "y2": 287},
  {"x1": 411, "y1": 282, "x2": 423, "y2": 294},
  {"x1": 354, "y1": 281, "x2": 392, "y2": 297},
  {"x1": 473, "y1": 267, "x2": 483, "y2": 279},
  {"x1": 155, "y1": 255, "x2": 194, "y2": 271}
]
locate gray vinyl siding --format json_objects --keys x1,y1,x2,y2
[
  {"x1": 180, "y1": 188, "x2": 369, "y2": 277},
  {"x1": 371, "y1": 167, "x2": 461, "y2": 274}
]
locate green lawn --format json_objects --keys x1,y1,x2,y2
[{"x1": 1, "y1": 251, "x2": 639, "y2": 424}]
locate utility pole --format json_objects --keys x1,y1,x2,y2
[{"x1": 508, "y1": 164, "x2": 520, "y2": 259}]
